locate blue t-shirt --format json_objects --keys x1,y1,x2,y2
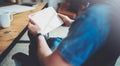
[{"x1": 58, "y1": 4, "x2": 111, "y2": 66}]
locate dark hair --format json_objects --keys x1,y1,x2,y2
[{"x1": 68, "y1": 0, "x2": 89, "y2": 13}]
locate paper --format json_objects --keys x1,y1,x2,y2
[{"x1": 29, "y1": 7, "x2": 63, "y2": 34}]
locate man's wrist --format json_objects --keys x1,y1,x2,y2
[{"x1": 36, "y1": 33, "x2": 43, "y2": 37}]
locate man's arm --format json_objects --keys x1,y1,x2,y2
[
  {"x1": 37, "y1": 35, "x2": 71, "y2": 66},
  {"x1": 28, "y1": 19, "x2": 72, "y2": 66}
]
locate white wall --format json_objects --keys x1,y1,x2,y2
[
  {"x1": 23, "y1": 0, "x2": 31, "y2": 2},
  {"x1": 23, "y1": 0, "x2": 64, "y2": 10},
  {"x1": 41, "y1": 0, "x2": 64, "y2": 10}
]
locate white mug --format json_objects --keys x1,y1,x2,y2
[{"x1": 0, "y1": 12, "x2": 13, "y2": 28}]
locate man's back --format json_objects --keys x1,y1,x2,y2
[{"x1": 82, "y1": 0, "x2": 120, "y2": 66}]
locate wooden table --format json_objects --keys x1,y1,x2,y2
[{"x1": 0, "y1": 2, "x2": 47, "y2": 62}]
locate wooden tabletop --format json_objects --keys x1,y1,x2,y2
[{"x1": 0, "y1": 2, "x2": 47, "y2": 54}]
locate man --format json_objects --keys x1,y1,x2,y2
[{"x1": 13, "y1": 0, "x2": 120, "y2": 66}]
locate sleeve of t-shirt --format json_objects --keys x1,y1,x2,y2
[{"x1": 57, "y1": 4, "x2": 111, "y2": 66}]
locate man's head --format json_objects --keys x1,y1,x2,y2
[{"x1": 69, "y1": 0, "x2": 89, "y2": 13}]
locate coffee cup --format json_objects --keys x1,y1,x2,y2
[{"x1": 0, "y1": 12, "x2": 13, "y2": 28}]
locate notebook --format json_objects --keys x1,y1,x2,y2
[
  {"x1": 29, "y1": 7, "x2": 63, "y2": 34},
  {"x1": 0, "y1": 4, "x2": 35, "y2": 14}
]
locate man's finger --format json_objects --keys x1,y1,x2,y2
[{"x1": 29, "y1": 19, "x2": 36, "y2": 25}]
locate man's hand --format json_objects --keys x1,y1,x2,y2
[
  {"x1": 28, "y1": 19, "x2": 41, "y2": 36},
  {"x1": 58, "y1": 13, "x2": 74, "y2": 27}
]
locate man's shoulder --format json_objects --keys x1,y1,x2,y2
[{"x1": 86, "y1": 3, "x2": 111, "y2": 14}]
